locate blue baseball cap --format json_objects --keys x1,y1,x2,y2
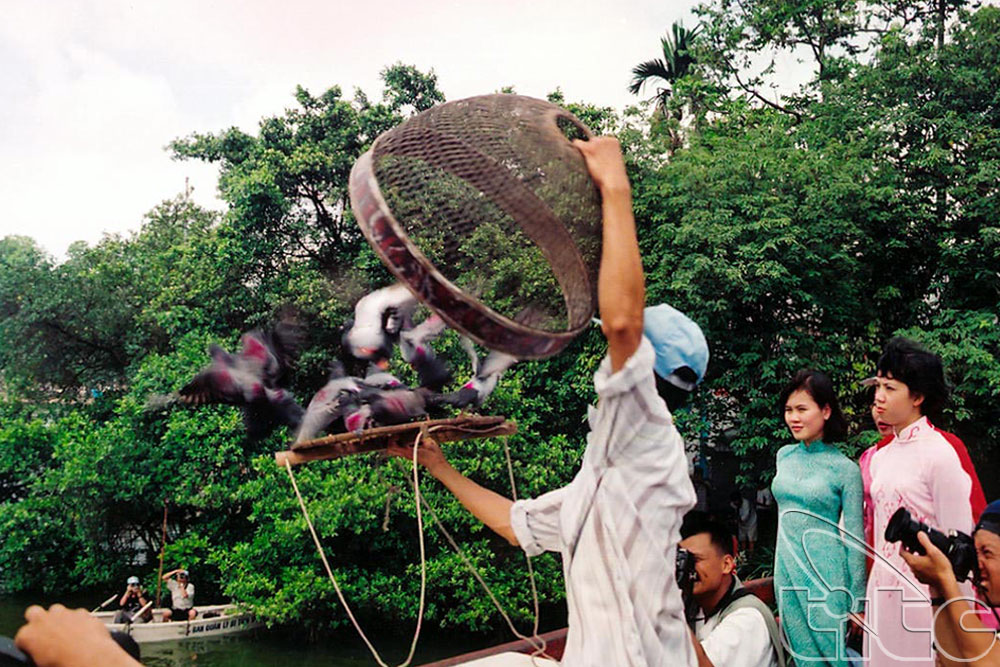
[
  {"x1": 643, "y1": 304, "x2": 709, "y2": 391},
  {"x1": 976, "y1": 499, "x2": 1000, "y2": 536}
]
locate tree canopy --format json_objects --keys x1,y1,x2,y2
[{"x1": 0, "y1": 6, "x2": 998, "y2": 640}]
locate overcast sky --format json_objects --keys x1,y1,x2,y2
[{"x1": 2, "y1": 0, "x2": 728, "y2": 258}]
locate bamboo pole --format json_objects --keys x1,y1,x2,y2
[
  {"x1": 91, "y1": 594, "x2": 117, "y2": 613},
  {"x1": 131, "y1": 600, "x2": 154, "y2": 624},
  {"x1": 274, "y1": 415, "x2": 517, "y2": 467},
  {"x1": 154, "y1": 503, "x2": 168, "y2": 609}
]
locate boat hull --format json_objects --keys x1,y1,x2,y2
[{"x1": 92, "y1": 604, "x2": 261, "y2": 643}]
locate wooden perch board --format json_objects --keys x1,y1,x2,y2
[{"x1": 274, "y1": 415, "x2": 517, "y2": 467}]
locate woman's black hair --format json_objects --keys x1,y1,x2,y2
[
  {"x1": 778, "y1": 369, "x2": 849, "y2": 443},
  {"x1": 876, "y1": 337, "x2": 949, "y2": 420}
]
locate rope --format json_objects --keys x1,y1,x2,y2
[
  {"x1": 286, "y1": 418, "x2": 556, "y2": 665},
  {"x1": 401, "y1": 427, "x2": 556, "y2": 664},
  {"x1": 500, "y1": 437, "x2": 550, "y2": 665},
  {"x1": 284, "y1": 430, "x2": 429, "y2": 667}
]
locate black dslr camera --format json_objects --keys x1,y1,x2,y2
[
  {"x1": 885, "y1": 507, "x2": 978, "y2": 583},
  {"x1": 676, "y1": 547, "x2": 700, "y2": 625}
]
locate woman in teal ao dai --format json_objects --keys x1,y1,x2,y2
[{"x1": 771, "y1": 370, "x2": 866, "y2": 666}]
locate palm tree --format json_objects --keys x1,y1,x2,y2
[{"x1": 629, "y1": 21, "x2": 702, "y2": 112}]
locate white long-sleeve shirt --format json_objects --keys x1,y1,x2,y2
[
  {"x1": 695, "y1": 606, "x2": 778, "y2": 667},
  {"x1": 510, "y1": 337, "x2": 697, "y2": 666}
]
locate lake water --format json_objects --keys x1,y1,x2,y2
[{"x1": 0, "y1": 594, "x2": 491, "y2": 666}]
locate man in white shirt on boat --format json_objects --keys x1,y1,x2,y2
[
  {"x1": 161, "y1": 568, "x2": 196, "y2": 622},
  {"x1": 388, "y1": 137, "x2": 706, "y2": 666},
  {"x1": 680, "y1": 512, "x2": 782, "y2": 667}
]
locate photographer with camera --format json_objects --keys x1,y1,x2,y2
[
  {"x1": 113, "y1": 576, "x2": 150, "y2": 625},
  {"x1": 679, "y1": 512, "x2": 783, "y2": 667},
  {"x1": 898, "y1": 499, "x2": 1000, "y2": 666}
]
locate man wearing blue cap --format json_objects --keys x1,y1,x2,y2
[
  {"x1": 900, "y1": 499, "x2": 1000, "y2": 665},
  {"x1": 388, "y1": 136, "x2": 707, "y2": 666}
]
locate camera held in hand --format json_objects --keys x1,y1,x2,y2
[
  {"x1": 676, "y1": 547, "x2": 700, "y2": 625},
  {"x1": 885, "y1": 506, "x2": 978, "y2": 582}
]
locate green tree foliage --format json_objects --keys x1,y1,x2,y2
[
  {"x1": 629, "y1": 22, "x2": 712, "y2": 155},
  {"x1": 0, "y1": 64, "x2": 601, "y2": 636},
  {"x1": 629, "y1": 21, "x2": 703, "y2": 110},
  {"x1": 633, "y1": 5, "x2": 1000, "y2": 482},
  {"x1": 1, "y1": 3, "x2": 999, "y2": 638}
]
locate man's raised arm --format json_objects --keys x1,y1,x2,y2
[{"x1": 574, "y1": 137, "x2": 644, "y2": 373}]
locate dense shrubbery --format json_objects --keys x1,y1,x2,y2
[{"x1": 1, "y1": 6, "x2": 998, "y2": 637}]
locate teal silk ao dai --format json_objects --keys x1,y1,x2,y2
[{"x1": 771, "y1": 441, "x2": 866, "y2": 666}]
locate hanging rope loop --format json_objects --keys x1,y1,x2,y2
[{"x1": 284, "y1": 421, "x2": 557, "y2": 665}]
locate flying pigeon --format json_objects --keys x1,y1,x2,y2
[
  {"x1": 437, "y1": 337, "x2": 518, "y2": 410},
  {"x1": 294, "y1": 361, "x2": 364, "y2": 443},
  {"x1": 399, "y1": 312, "x2": 452, "y2": 391},
  {"x1": 342, "y1": 283, "x2": 418, "y2": 366},
  {"x1": 346, "y1": 386, "x2": 434, "y2": 434},
  {"x1": 175, "y1": 326, "x2": 305, "y2": 438},
  {"x1": 361, "y1": 364, "x2": 405, "y2": 390}
]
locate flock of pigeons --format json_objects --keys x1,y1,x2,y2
[{"x1": 165, "y1": 283, "x2": 518, "y2": 443}]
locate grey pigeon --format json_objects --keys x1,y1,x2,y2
[
  {"x1": 399, "y1": 312, "x2": 452, "y2": 391},
  {"x1": 176, "y1": 326, "x2": 304, "y2": 439},
  {"x1": 399, "y1": 313, "x2": 447, "y2": 363},
  {"x1": 346, "y1": 387, "x2": 433, "y2": 434},
  {"x1": 437, "y1": 337, "x2": 518, "y2": 410},
  {"x1": 361, "y1": 364, "x2": 405, "y2": 390},
  {"x1": 295, "y1": 361, "x2": 363, "y2": 443}
]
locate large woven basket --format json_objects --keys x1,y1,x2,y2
[{"x1": 348, "y1": 94, "x2": 603, "y2": 359}]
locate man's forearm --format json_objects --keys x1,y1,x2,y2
[
  {"x1": 933, "y1": 578, "x2": 998, "y2": 666},
  {"x1": 574, "y1": 137, "x2": 645, "y2": 372},
  {"x1": 430, "y1": 463, "x2": 517, "y2": 545},
  {"x1": 597, "y1": 185, "x2": 644, "y2": 373}
]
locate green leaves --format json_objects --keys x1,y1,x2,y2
[
  {"x1": 631, "y1": 6, "x2": 1000, "y2": 486},
  {"x1": 2, "y1": 29, "x2": 999, "y2": 636}
]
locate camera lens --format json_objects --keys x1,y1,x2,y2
[{"x1": 886, "y1": 506, "x2": 978, "y2": 582}]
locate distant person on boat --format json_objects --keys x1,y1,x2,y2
[
  {"x1": 113, "y1": 576, "x2": 150, "y2": 624},
  {"x1": 680, "y1": 512, "x2": 783, "y2": 667},
  {"x1": 161, "y1": 568, "x2": 196, "y2": 622},
  {"x1": 388, "y1": 137, "x2": 707, "y2": 666}
]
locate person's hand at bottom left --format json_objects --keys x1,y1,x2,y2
[{"x1": 15, "y1": 604, "x2": 142, "y2": 667}]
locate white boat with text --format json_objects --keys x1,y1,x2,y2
[{"x1": 92, "y1": 604, "x2": 261, "y2": 643}]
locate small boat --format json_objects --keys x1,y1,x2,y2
[
  {"x1": 419, "y1": 577, "x2": 776, "y2": 666},
  {"x1": 92, "y1": 604, "x2": 262, "y2": 643}
]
